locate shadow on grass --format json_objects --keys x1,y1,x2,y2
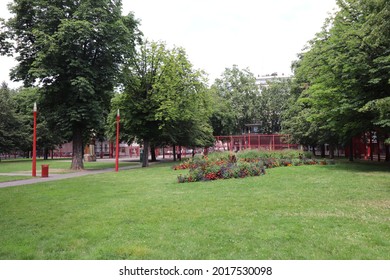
[{"x1": 326, "y1": 158, "x2": 390, "y2": 173}]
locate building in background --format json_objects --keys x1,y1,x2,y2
[{"x1": 256, "y1": 72, "x2": 290, "y2": 92}]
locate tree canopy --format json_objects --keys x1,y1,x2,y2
[
  {"x1": 1, "y1": 0, "x2": 140, "y2": 169},
  {"x1": 258, "y1": 78, "x2": 291, "y2": 134},
  {"x1": 211, "y1": 66, "x2": 260, "y2": 135},
  {"x1": 282, "y1": 0, "x2": 390, "y2": 158},
  {"x1": 110, "y1": 41, "x2": 214, "y2": 167},
  {"x1": 0, "y1": 82, "x2": 29, "y2": 156},
  {"x1": 211, "y1": 66, "x2": 290, "y2": 135}
]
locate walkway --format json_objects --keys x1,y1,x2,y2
[{"x1": 0, "y1": 164, "x2": 142, "y2": 189}]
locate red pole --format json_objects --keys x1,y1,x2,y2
[
  {"x1": 115, "y1": 109, "x2": 120, "y2": 172},
  {"x1": 32, "y1": 103, "x2": 37, "y2": 177},
  {"x1": 272, "y1": 134, "x2": 275, "y2": 150}
]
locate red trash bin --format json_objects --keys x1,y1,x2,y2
[{"x1": 41, "y1": 164, "x2": 49, "y2": 177}]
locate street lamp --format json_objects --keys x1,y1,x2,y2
[
  {"x1": 32, "y1": 102, "x2": 37, "y2": 177},
  {"x1": 115, "y1": 109, "x2": 120, "y2": 172}
]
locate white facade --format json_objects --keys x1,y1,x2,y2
[{"x1": 256, "y1": 73, "x2": 290, "y2": 92}]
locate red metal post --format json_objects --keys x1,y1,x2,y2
[
  {"x1": 287, "y1": 134, "x2": 290, "y2": 149},
  {"x1": 369, "y1": 131, "x2": 373, "y2": 161},
  {"x1": 32, "y1": 103, "x2": 37, "y2": 177},
  {"x1": 115, "y1": 109, "x2": 120, "y2": 172},
  {"x1": 272, "y1": 134, "x2": 275, "y2": 150}
]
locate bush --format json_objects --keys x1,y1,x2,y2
[
  {"x1": 173, "y1": 150, "x2": 332, "y2": 183},
  {"x1": 175, "y1": 155, "x2": 266, "y2": 183}
]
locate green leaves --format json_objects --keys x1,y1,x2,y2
[
  {"x1": 0, "y1": 83, "x2": 27, "y2": 153},
  {"x1": 1, "y1": 0, "x2": 140, "y2": 168},
  {"x1": 211, "y1": 66, "x2": 259, "y2": 135},
  {"x1": 284, "y1": 0, "x2": 390, "y2": 146},
  {"x1": 113, "y1": 40, "x2": 214, "y2": 156}
]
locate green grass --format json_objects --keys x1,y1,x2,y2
[
  {"x1": 0, "y1": 175, "x2": 32, "y2": 182},
  {"x1": 0, "y1": 160, "x2": 389, "y2": 260}
]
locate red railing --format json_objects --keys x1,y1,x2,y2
[{"x1": 214, "y1": 134, "x2": 299, "y2": 151}]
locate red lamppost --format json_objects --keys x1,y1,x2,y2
[
  {"x1": 32, "y1": 102, "x2": 37, "y2": 177},
  {"x1": 115, "y1": 109, "x2": 120, "y2": 172}
]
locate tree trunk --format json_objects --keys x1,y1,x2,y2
[
  {"x1": 150, "y1": 143, "x2": 157, "y2": 162},
  {"x1": 44, "y1": 147, "x2": 49, "y2": 160},
  {"x1": 172, "y1": 144, "x2": 176, "y2": 162},
  {"x1": 142, "y1": 139, "x2": 149, "y2": 167},
  {"x1": 71, "y1": 127, "x2": 84, "y2": 170},
  {"x1": 178, "y1": 145, "x2": 182, "y2": 161},
  {"x1": 320, "y1": 144, "x2": 325, "y2": 158},
  {"x1": 329, "y1": 144, "x2": 335, "y2": 159},
  {"x1": 312, "y1": 146, "x2": 316, "y2": 157}
]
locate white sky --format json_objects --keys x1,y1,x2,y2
[{"x1": 0, "y1": 0, "x2": 337, "y2": 88}]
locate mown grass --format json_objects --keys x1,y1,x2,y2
[
  {"x1": 0, "y1": 176, "x2": 32, "y2": 182},
  {"x1": 0, "y1": 160, "x2": 389, "y2": 260}
]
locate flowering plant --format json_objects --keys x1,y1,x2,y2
[{"x1": 173, "y1": 150, "x2": 334, "y2": 183}]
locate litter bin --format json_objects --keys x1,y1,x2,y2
[{"x1": 41, "y1": 164, "x2": 49, "y2": 178}]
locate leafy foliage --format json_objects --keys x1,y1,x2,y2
[
  {"x1": 258, "y1": 79, "x2": 291, "y2": 134},
  {"x1": 282, "y1": 0, "x2": 390, "y2": 150},
  {"x1": 0, "y1": 82, "x2": 29, "y2": 155},
  {"x1": 112, "y1": 41, "x2": 214, "y2": 167},
  {"x1": 1, "y1": 0, "x2": 140, "y2": 169},
  {"x1": 211, "y1": 66, "x2": 260, "y2": 135},
  {"x1": 12, "y1": 87, "x2": 65, "y2": 157}
]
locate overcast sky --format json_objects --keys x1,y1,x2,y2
[{"x1": 0, "y1": 0, "x2": 337, "y2": 88}]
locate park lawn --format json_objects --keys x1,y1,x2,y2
[
  {"x1": 0, "y1": 176, "x2": 32, "y2": 183},
  {"x1": 0, "y1": 159, "x2": 138, "y2": 174},
  {"x1": 0, "y1": 160, "x2": 389, "y2": 260}
]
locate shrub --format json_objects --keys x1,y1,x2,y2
[
  {"x1": 173, "y1": 149, "x2": 332, "y2": 183},
  {"x1": 176, "y1": 157, "x2": 266, "y2": 183}
]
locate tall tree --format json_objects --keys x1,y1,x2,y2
[
  {"x1": 152, "y1": 47, "x2": 214, "y2": 150},
  {"x1": 258, "y1": 79, "x2": 291, "y2": 134},
  {"x1": 111, "y1": 41, "x2": 213, "y2": 167},
  {"x1": 12, "y1": 87, "x2": 65, "y2": 158},
  {"x1": 0, "y1": 82, "x2": 29, "y2": 156},
  {"x1": 113, "y1": 41, "x2": 167, "y2": 167},
  {"x1": 211, "y1": 66, "x2": 260, "y2": 135},
  {"x1": 359, "y1": 0, "x2": 390, "y2": 143},
  {"x1": 1, "y1": 0, "x2": 140, "y2": 169},
  {"x1": 283, "y1": 0, "x2": 390, "y2": 159}
]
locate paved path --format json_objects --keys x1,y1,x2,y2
[{"x1": 0, "y1": 164, "x2": 142, "y2": 189}]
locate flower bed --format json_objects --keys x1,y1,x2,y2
[
  {"x1": 174, "y1": 150, "x2": 335, "y2": 183},
  {"x1": 176, "y1": 159, "x2": 266, "y2": 183}
]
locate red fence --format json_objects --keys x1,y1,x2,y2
[
  {"x1": 214, "y1": 134, "x2": 299, "y2": 152},
  {"x1": 345, "y1": 132, "x2": 389, "y2": 161}
]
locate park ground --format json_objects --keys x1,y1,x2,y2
[{"x1": 0, "y1": 157, "x2": 389, "y2": 259}]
